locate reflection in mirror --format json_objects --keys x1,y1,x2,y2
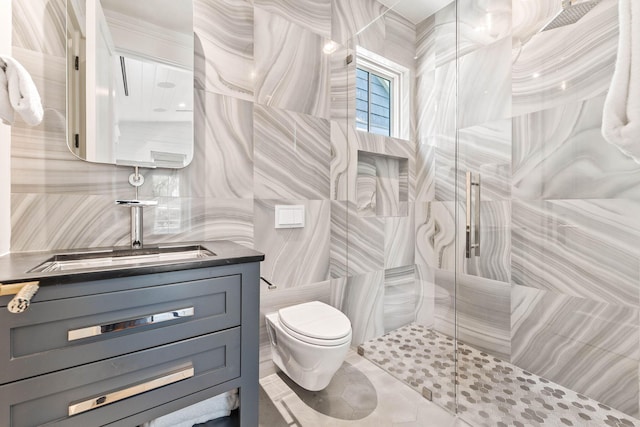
[{"x1": 66, "y1": 0, "x2": 194, "y2": 168}]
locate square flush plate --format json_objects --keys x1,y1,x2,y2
[{"x1": 275, "y1": 205, "x2": 305, "y2": 229}]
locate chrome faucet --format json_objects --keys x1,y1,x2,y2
[{"x1": 116, "y1": 200, "x2": 158, "y2": 249}]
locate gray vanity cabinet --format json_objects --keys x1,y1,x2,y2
[{"x1": 0, "y1": 260, "x2": 261, "y2": 427}]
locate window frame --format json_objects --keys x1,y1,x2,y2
[
  {"x1": 355, "y1": 47, "x2": 409, "y2": 140},
  {"x1": 356, "y1": 66, "x2": 393, "y2": 137}
]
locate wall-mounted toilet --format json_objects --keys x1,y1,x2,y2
[{"x1": 265, "y1": 301, "x2": 352, "y2": 391}]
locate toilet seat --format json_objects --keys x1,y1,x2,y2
[{"x1": 278, "y1": 301, "x2": 352, "y2": 347}]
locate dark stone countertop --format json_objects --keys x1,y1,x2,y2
[{"x1": 0, "y1": 240, "x2": 264, "y2": 286}]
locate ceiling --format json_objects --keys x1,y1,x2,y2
[{"x1": 377, "y1": 0, "x2": 453, "y2": 24}]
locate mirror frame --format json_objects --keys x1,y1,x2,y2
[{"x1": 65, "y1": 0, "x2": 194, "y2": 169}]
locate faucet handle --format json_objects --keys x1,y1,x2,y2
[{"x1": 115, "y1": 200, "x2": 158, "y2": 207}]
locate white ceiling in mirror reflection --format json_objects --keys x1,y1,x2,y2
[
  {"x1": 376, "y1": 0, "x2": 453, "y2": 24},
  {"x1": 114, "y1": 56, "x2": 193, "y2": 122}
]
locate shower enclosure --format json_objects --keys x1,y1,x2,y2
[{"x1": 338, "y1": 0, "x2": 640, "y2": 425}]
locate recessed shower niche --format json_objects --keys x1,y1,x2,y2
[{"x1": 357, "y1": 151, "x2": 408, "y2": 217}]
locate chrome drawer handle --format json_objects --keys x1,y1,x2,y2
[
  {"x1": 68, "y1": 365, "x2": 194, "y2": 416},
  {"x1": 67, "y1": 307, "x2": 195, "y2": 341}
]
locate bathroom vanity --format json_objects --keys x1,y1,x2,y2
[{"x1": 0, "y1": 240, "x2": 263, "y2": 427}]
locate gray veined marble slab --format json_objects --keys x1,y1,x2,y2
[
  {"x1": 434, "y1": 268, "x2": 511, "y2": 361},
  {"x1": 254, "y1": 0, "x2": 331, "y2": 38},
  {"x1": 414, "y1": 202, "x2": 437, "y2": 269},
  {"x1": 343, "y1": 270, "x2": 385, "y2": 345},
  {"x1": 414, "y1": 199, "x2": 511, "y2": 283},
  {"x1": 511, "y1": 284, "x2": 640, "y2": 417},
  {"x1": 459, "y1": 119, "x2": 512, "y2": 201},
  {"x1": 374, "y1": 155, "x2": 402, "y2": 217},
  {"x1": 201, "y1": 92, "x2": 253, "y2": 199},
  {"x1": 465, "y1": 200, "x2": 512, "y2": 284},
  {"x1": 384, "y1": 210, "x2": 415, "y2": 269},
  {"x1": 415, "y1": 201, "x2": 458, "y2": 272},
  {"x1": 512, "y1": 0, "x2": 618, "y2": 116},
  {"x1": 356, "y1": 151, "x2": 410, "y2": 218},
  {"x1": 255, "y1": 8, "x2": 330, "y2": 119},
  {"x1": 415, "y1": 64, "x2": 457, "y2": 139},
  {"x1": 329, "y1": 43, "x2": 355, "y2": 124},
  {"x1": 383, "y1": 265, "x2": 419, "y2": 333},
  {"x1": 254, "y1": 105, "x2": 331, "y2": 200},
  {"x1": 458, "y1": 37, "x2": 512, "y2": 129},
  {"x1": 415, "y1": 140, "x2": 436, "y2": 202},
  {"x1": 331, "y1": 0, "x2": 386, "y2": 52},
  {"x1": 385, "y1": 137, "x2": 415, "y2": 205},
  {"x1": 383, "y1": 9, "x2": 417, "y2": 69},
  {"x1": 414, "y1": 263, "x2": 435, "y2": 329},
  {"x1": 434, "y1": 119, "x2": 512, "y2": 203},
  {"x1": 194, "y1": 0, "x2": 254, "y2": 101},
  {"x1": 340, "y1": 201, "x2": 385, "y2": 276},
  {"x1": 357, "y1": 152, "x2": 378, "y2": 216},
  {"x1": 330, "y1": 121, "x2": 350, "y2": 201},
  {"x1": 201, "y1": 198, "x2": 255, "y2": 248},
  {"x1": 12, "y1": 0, "x2": 66, "y2": 57},
  {"x1": 432, "y1": 131, "x2": 458, "y2": 202},
  {"x1": 434, "y1": 0, "x2": 511, "y2": 67},
  {"x1": 512, "y1": 0, "x2": 561, "y2": 46},
  {"x1": 512, "y1": 199, "x2": 640, "y2": 308},
  {"x1": 512, "y1": 94, "x2": 640, "y2": 200},
  {"x1": 433, "y1": 1, "x2": 456, "y2": 68},
  {"x1": 415, "y1": 14, "x2": 436, "y2": 75},
  {"x1": 254, "y1": 199, "x2": 330, "y2": 289},
  {"x1": 11, "y1": 194, "x2": 255, "y2": 252},
  {"x1": 329, "y1": 201, "x2": 348, "y2": 279},
  {"x1": 11, "y1": 193, "x2": 130, "y2": 252}
]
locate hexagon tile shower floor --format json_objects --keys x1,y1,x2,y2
[{"x1": 358, "y1": 324, "x2": 638, "y2": 427}]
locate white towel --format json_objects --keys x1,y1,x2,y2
[
  {"x1": 0, "y1": 56, "x2": 43, "y2": 126},
  {"x1": 602, "y1": 0, "x2": 640, "y2": 162},
  {"x1": 142, "y1": 389, "x2": 239, "y2": 427},
  {"x1": 0, "y1": 59, "x2": 12, "y2": 125}
]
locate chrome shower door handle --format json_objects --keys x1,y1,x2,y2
[
  {"x1": 473, "y1": 174, "x2": 481, "y2": 257},
  {"x1": 465, "y1": 172, "x2": 481, "y2": 258},
  {"x1": 465, "y1": 172, "x2": 472, "y2": 259}
]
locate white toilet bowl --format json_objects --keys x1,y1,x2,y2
[{"x1": 265, "y1": 301, "x2": 352, "y2": 391}]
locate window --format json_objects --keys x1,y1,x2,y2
[
  {"x1": 356, "y1": 68, "x2": 391, "y2": 136},
  {"x1": 355, "y1": 47, "x2": 409, "y2": 140}
]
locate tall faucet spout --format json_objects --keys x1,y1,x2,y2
[{"x1": 116, "y1": 200, "x2": 158, "y2": 249}]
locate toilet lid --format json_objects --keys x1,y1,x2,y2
[{"x1": 278, "y1": 301, "x2": 351, "y2": 342}]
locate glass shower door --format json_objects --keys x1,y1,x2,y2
[{"x1": 454, "y1": 0, "x2": 640, "y2": 425}]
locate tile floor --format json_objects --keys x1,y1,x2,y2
[
  {"x1": 259, "y1": 349, "x2": 469, "y2": 427},
  {"x1": 358, "y1": 324, "x2": 640, "y2": 427}
]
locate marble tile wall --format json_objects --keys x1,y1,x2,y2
[
  {"x1": 328, "y1": 5, "x2": 420, "y2": 346},
  {"x1": 10, "y1": 0, "x2": 420, "y2": 376},
  {"x1": 508, "y1": 0, "x2": 640, "y2": 417},
  {"x1": 413, "y1": 0, "x2": 514, "y2": 362},
  {"x1": 14, "y1": 0, "x2": 636, "y2": 417},
  {"x1": 414, "y1": 0, "x2": 638, "y2": 418}
]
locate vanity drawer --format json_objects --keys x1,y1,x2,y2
[
  {"x1": 0, "y1": 327, "x2": 240, "y2": 427},
  {"x1": 0, "y1": 274, "x2": 241, "y2": 385}
]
